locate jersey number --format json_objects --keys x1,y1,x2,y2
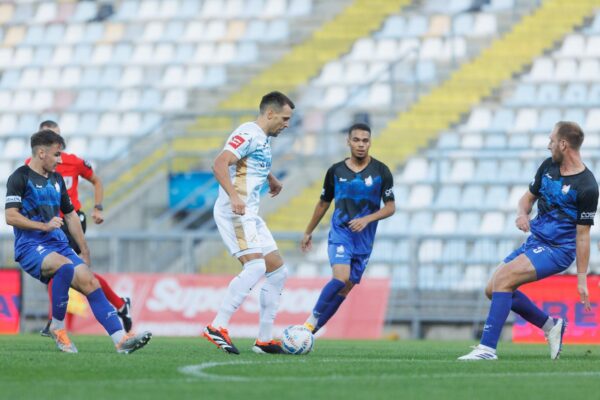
[{"x1": 532, "y1": 246, "x2": 545, "y2": 254}]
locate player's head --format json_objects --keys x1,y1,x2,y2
[
  {"x1": 39, "y1": 120, "x2": 61, "y2": 135},
  {"x1": 258, "y1": 91, "x2": 295, "y2": 136},
  {"x1": 30, "y1": 129, "x2": 65, "y2": 173},
  {"x1": 548, "y1": 121, "x2": 584, "y2": 163},
  {"x1": 347, "y1": 123, "x2": 371, "y2": 160}
]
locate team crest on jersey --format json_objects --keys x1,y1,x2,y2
[
  {"x1": 54, "y1": 182, "x2": 60, "y2": 192},
  {"x1": 336, "y1": 245, "x2": 344, "y2": 254},
  {"x1": 365, "y1": 175, "x2": 373, "y2": 187},
  {"x1": 562, "y1": 184, "x2": 571, "y2": 194},
  {"x1": 228, "y1": 135, "x2": 246, "y2": 149}
]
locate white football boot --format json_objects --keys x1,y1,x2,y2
[
  {"x1": 458, "y1": 344, "x2": 498, "y2": 360},
  {"x1": 545, "y1": 318, "x2": 566, "y2": 360}
]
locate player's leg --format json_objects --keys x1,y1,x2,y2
[
  {"x1": 69, "y1": 259, "x2": 151, "y2": 354},
  {"x1": 252, "y1": 246, "x2": 288, "y2": 354},
  {"x1": 38, "y1": 252, "x2": 78, "y2": 352},
  {"x1": 93, "y1": 273, "x2": 132, "y2": 332},
  {"x1": 459, "y1": 254, "x2": 537, "y2": 360},
  {"x1": 204, "y1": 251, "x2": 264, "y2": 354},
  {"x1": 204, "y1": 213, "x2": 265, "y2": 354}
]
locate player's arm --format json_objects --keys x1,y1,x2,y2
[
  {"x1": 64, "y1": 210, "x2": 91, "y2": 266},
  {"x1": 515, "y1": 190, "x2": 538, "y2": 232},
  {"x1": 267, "y1": 172, "x2": 282, "y2": 197},
  {"x1": 348, "y1": 200, "x2": 395, "y2": 233},
  {"x1": 85, "y1": 173, "x2": 104, "y2": 224},
  {"x1": 5, "y1": 171, "x2": 63, "y2": 232},
  {"x1": 5, "y1": 208, "x2": 63, "y2": 232},
  {"x1": 575, "y1": 224, "x2": 592, "y2": 311},
  {"x1": 212, "y1": 150, "x2": 245, "y2": 215},
  {"x1": 301, "y1": 199, "x2": 332, "y2": 252}
]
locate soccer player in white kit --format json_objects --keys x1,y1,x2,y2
[{"x1": 203, "y1": 91, "x2": 295, "y2": 354}]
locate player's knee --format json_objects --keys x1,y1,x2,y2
[
  {"x1": 339, "y1": 283, "x2": 354, "y2": 296},
  {"x1": 484, "y1": 286, "x2": 492, "y2": 300},
  {"x1": 267, "y1": 265, "x2": 288, "y2": 286}
]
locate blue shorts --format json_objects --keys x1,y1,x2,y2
[
  {"x1": 17, "y1": 242, "x2": 84, "y2": 284},
  {"x1": 327, "y1": 243, "x2": 370, "y2": 284},
  {"x1": 503, "y1": 235, "x2": 575, "y2": 280}
]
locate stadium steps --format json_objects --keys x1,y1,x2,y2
[
  {"x1": 95, "y1": 0, "x2": 409, "y2": 216},
  {"x1": 265, "y1": 0, "x2": 600, "y2": 234}
]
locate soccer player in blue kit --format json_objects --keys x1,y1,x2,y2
[
  {"x1": 5, "y1": 130, "x2": 151, "y2": 354},
  {"x1": 459, "y1": 121, "x2": 598, "y2": 360},
  {"x1": 301, "y1": 123, "x2": 396, "y2": 334}
]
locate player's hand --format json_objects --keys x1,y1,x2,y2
[
  {"x1": 92, "y1": 209, "x2": 104, "y2": 224},
  {"x1": 301, "y1": 233, "x2": 312, "y2": 252},
  {"x1": 43, "y1": 217, "x2": 64, "y2": 232},
  {"x1": 348, "y1": 217, "x2": 370, "y2": 232},
  {"x1": 268, "y1": 176, "x2": 283, "y2": 197},
  {"x1": 578, "y1": 273, "x2": 591, "y2": 311},
  {"x1": 230, "y1": 195, "x2": 246, "y2": 215},
  {"x1": 515, "y1": 214, "x2": 530, "y2": 232}
]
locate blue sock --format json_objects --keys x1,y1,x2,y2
[
  {"x1": 87, "y1": 288, "x2": 122, "y2": 335},
  {"x1": 312, "y1": 279, "x2": 346, "y2": 319},
  {"x1": 51, "y1": 264, "x2": 75, "y2": 321},
  {"x1": 315, "y1": 294, "x2": 346, "y2": 332},
  {"x1": 511, "y1": 290, "x2": 549, "y2": 329},
  {"x1": 480, "y1": 292, "x2": 513, "y2": 350}
]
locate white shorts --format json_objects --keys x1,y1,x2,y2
[{"x1": 214, "y1": 208, "x2": 278, "y2": 257}]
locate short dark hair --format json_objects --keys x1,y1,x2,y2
[
  {"x1": 259, "y1": 91, "x2": 295, "y2": 114},
  {"x1": 39, "y1": 120, "x2": 59, "y2": 131},
  {"x1": 31, "y1": 129, "x2": 66, "y2": 152},
  {"x1": 555, "y1": 121, "x2": 584, "y2": 150},
  {"x1": 348, "y1": 123, "x2": 371, "y2": 136}
]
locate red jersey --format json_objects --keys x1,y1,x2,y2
[{"x1": 25, "y1": 152, "x2": 94, "y2": 212}]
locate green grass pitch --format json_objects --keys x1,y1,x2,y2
[{"x1": 1, "y1": 335, "x2": 600, "y2": 400}]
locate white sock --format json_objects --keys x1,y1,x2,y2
[
  {"x1": 111, "y1": 330, "x2": 125, "y2": 345},
  {"x1": 212, "y1": 258, "x2": 266, "y2": 329},
  {"x1": 51, "y1": 317, "x2": 65, "y2": 330},
  {"x1": 305, "y1": 314, "x2": 318, "y2": 327},
  {"x1": 258, "y1": 265, "x2": 288, "y2": 342},
  {"x1": 542, "y1": 317, "x2": 555, "y2": 334}
]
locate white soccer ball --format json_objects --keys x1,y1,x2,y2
[{"x1": 282, "y1": 325, "x2": 314, "y2": 355}]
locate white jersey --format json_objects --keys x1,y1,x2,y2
[{"x1": 215, "y1": 122, "x2": 272, "y2": 215}]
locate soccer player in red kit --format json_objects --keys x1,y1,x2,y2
[{"x1": 28, "y1": 121, "x2": 133, "y2": 335}]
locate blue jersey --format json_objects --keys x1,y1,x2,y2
[
  {"x1": 321, "y1": 157, "x2": 394, "y2": 254},
  {"x1": 529, "y1": 157, "x2": 598, "y2": 248},
  {"x1": 5, "y1": 165, "x2": 74, "y2": 261}
]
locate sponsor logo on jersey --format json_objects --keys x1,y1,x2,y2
[
  {"x1": 5, "y1": 195, "x2": 21, "y2": 204},
  {"x1": 339, "y1": 178, "x2": 347, "y2": 182},
  {"x1": 36, "y1": 245, "x2": 46, "y2": 254},
  {"x1": 365, "y1": 176, "x2": 373, "y2": 187},
  {"x1": 385, "y1": 188, "x2": 394, "y2": 197},
  {"x1": 561, "y1": 184, "x2": 570, "y2": 194},
  {"x1": 581, "y1": 211, "x2": 596, "y2": 220},
  {"x1": 228, "y1": 135, "x2": 246, "y2": 149}
]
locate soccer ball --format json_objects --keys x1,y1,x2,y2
[{"x1": 282, "y1": 325, "x2": 314, "y2": 355}]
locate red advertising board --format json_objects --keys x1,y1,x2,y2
[
  {"x1": 513, "y1": 275, "x2": 600, "y2": 343},
  {"x1": 0, "y1": 269, "x2": 21, "y2": 334},
  {"x1": 69, "y1": 274, "x2": 390, "y2": 339}
]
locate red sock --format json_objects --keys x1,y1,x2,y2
[
  {"x1": 94, "y1": 273, "x2": 125, "y2": 310},
  {"x1": 47, "y1": 279, "x2": 53, "y2": 320}
]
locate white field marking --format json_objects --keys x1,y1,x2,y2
[{"x1": 178, "y1": 359, "x2": 600, "y2": 382}]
